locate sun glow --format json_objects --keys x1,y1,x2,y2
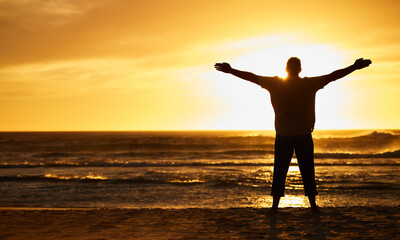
[
  {"x1": 229, "y1": 36, "x2": 348, "y2": 78},
  {"x1": 208, "y1": 35, "x2": 352, "y2": 130}
]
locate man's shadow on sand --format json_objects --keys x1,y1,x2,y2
[
  {"x1": 267, "y1": 210, "x2": 326, "y2": 240},
  {"x1": 205, "y1": 208, "x2": 326, "y2": 239}
]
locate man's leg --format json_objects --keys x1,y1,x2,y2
[
  {"x1": 271, "y1": 135, "x2": 293, "y2": 211},
  {"x1": 294, "y1": 134, "x2": 319, "y2": 211}
]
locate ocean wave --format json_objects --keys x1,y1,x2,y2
[
  {"x1": 32, "y1": 152, "x2": 89, "y2": 158},
  {"x1": 2, "y1": 131, "x2": 399, "y2": 158},
  {"x1": 0, "y1": 132, "x2": 275, "y2": 152},
  {"x1": 21, "y1": 148, "x2": 400, "y2": 167},
  {"x1": 26, "y1": 148, "x2": 400, "y2": 160},
  {"x1": 0, "y1": 174, "x2": 208, "y2": 185},
  {"x1": 111, "y1": 149, "x2": 273, "y2": 158},
  {"x1": 24, "y1": 149, "x2": 275, "y2": 162},
  {"x1": 325, "y1": 184, "x2": 400, "y2": 191},
  {"x1": 0, "y1": 173, "x2": 271, "y2": 187},
  {"x1": 1, "y1": 160, "x2": 400, "y2": 169},
  {"x1": 315, "y1": 150, "x2": 400, "y2": 159},
  {"x1": 2, "y1": 175, "x2": 398, "y2": 192},
  {"x1": 315, "y1": 131, "x2": 400, "y2": 140},
  {"x1": 0, "y1": 161, "x2": 275, "y2": 168},
  {"x1": 0, "y1": 174, "x2": 107, "y2": 182}
]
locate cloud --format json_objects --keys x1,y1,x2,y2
[
  {"x1": 0, "y1": 56, "x2": 212, "y2": 99},
  {"x1": 0, "y1": 0, "x2": 106, "y2": 32},
  {"x1": 2, "y1": 0, "x2": 399, "y2": 68},
  {"x1": 0, "y1": 59, "x2": 135, "y2": 98},
  {"x1": 0, "y1": 0, "x2": 283, "y2": 67}
]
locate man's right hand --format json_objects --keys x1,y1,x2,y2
[
  {"x1": 214, "y1": 62, "x2": 232, "y2": 73},
  {"x1": 353, "y1": 58, "x2": 372, "y2": 70}
]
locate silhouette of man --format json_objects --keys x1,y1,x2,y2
[{"x1": 215, "y1": 57, "x2": 371, "y2": 212}]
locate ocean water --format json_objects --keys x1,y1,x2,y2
[{"x1": 0, "y1": 130, "x2": 399, "y2": 209}]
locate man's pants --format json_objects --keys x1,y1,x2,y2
[{"x1": 271, "y1": 134, "x2": 318, "y2": 197}]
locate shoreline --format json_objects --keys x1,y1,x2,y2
[
  {"x1": 1, "y1": 205, "x2": 399, "y2": 210},
  {"x1": 1, "y1": 206, "x2": 399, "y2": 239}
]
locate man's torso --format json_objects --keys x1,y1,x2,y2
[{"x1": 259, "y1": 76, "x2": 327, "y2": 135}]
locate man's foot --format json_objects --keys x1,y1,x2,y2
[
  {"x1": 270, "y1": 196, "x2": 281, "y2": 214},
  {"x1": 269, "y1": 207, "x2": 279, "y2": 214},
  {"x1": 311, "y1": 206, "x2": 321, "y2": 214}
]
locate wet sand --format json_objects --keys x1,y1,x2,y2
[{"x1": 1, "y1": 207, "x2": 399, "y2": 239}]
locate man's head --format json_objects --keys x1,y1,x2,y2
[{"x1": 286, "y1": 57, "x2": 301, "y2": 76}]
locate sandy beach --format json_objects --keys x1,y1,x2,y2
[{"x1": 0, "y1": 207, "x2": 399, "y2": 239}]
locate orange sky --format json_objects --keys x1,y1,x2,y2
[{"x1": 1, "y1": 0, "x2": 400, "y2": 131}]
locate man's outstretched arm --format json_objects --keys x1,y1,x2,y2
[
  {"x1": 214, "y1": 62, "x2": 260, "y2": 85},
  {"x1": 325, "y1": 58, "x2": 372, "y2": 83}
]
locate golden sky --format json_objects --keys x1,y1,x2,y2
[{"x1": 1, "y1": 0, "x2": 400, "y2": 131}]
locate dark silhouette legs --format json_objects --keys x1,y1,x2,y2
[{"x1": 270, "y1": 134, "x2": 318, "y2": 212}]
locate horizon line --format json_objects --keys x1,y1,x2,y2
[{"x1": 0, "y1": 128, "x2": 398, "y2": 133}]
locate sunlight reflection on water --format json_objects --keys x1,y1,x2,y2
[
  {"x1": 279, "y1": 195, "x2": 309, "y2": 208},
  {"x1": 252, "y1": 195, "x2": 309, "y2": 208}
]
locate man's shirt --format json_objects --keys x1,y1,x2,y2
[{"x1": 258, "y1": 76, "x2": 329, "y2": 136}]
